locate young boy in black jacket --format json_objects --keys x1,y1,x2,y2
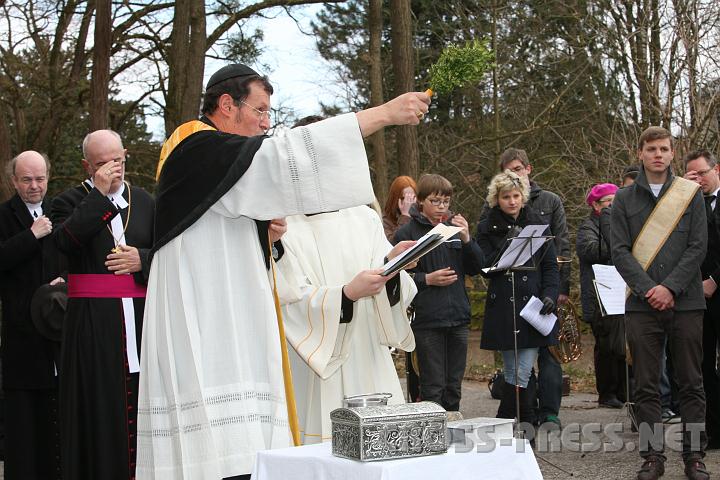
[{"x1": 393, "y1": 174, "x2": 484, "y2": 411}]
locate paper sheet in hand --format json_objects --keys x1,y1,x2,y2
[
  {"x1": 483, "y1": 224, "x2": 550, "y2": 273},
  {"x1": 591, "y1": 264, "x2": 627, "y2": 315},
  {"x1": 381, "y1": 223, "x2": 462, "y2": 276},
  {"x1": 519, "y1": 296, "x2": 557, "y2": 336}
]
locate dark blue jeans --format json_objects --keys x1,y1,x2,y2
[
  {"x1": 537, "y1": 346, "x2": 563, "y2": 421},
  {"x1": 413, "y1": 325, "x2": 469, "y2": 411}
]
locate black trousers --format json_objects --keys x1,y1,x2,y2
[
  {"x1": 626, "y1": 310, "x2": 707, "y2": 459},
  {"x1": 413, "y1": 325, "x2": 468, "y2": 411},
  {"x1": 702, "y1": 297, "x2": 720, "y2": 441},
  {"x1": 591, "y1": 315, "x2": 627, "y2": 402},
  {"x1": 3, "y1": 387, "x2": 61, "y2": 480}
]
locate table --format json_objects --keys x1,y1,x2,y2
[{"x1": 252, "y1": 439, "x2": 542, "y2": 480}]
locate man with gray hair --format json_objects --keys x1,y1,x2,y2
[
  {"x1": 0, "y1": 150, "x2": 63, "y2": 479},
  {"x1": 51, "y1": 130, "x2": 155, "y2": 480}
]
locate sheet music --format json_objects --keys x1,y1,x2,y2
[
  {"x1": 591, "y1": 264, "x2": 626, "y2": 315},
  {"x1": 483, "y1": 224, "x2": 550, "y2": 272},
  {"x1": 519, "y1": 296, "x2": 557, "y2": 336},
  {"x1": 381, "y1": 223, "x2": 462, "y2": 276}
]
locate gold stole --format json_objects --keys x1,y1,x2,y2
[
  {"x1": 155, "y1": 120, "x2": 217, "y2": 180},
  {"x1": 269, "y1": 241, "x2": 302, "y2": 446},
  {"x1": 631, "y1": 176, "x2": 699, "y2": 281},
  {"x1": 156, "y1": 119, "x2": 302, "y2": 446}
]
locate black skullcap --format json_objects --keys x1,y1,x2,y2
[
  {"x1": 622, "y1": 164, "x2": 640, "y2": 179},
  {"x1": 206, "y1": 64, "x2": 260, "y2": 90}
]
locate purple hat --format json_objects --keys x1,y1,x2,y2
[{"x1": 586, "y1": 183, "x2": 619, "y2": 207}]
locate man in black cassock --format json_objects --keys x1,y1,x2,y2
[
  {"x1": 51, "y1": 130, "x2": 155, "y2": 480},
  {"x1": 0, "y1": 150, "x2": 63, "y2": 479}
]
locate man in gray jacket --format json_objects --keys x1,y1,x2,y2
[
  {"x1": 611, "y1": 126, "x2": 708, "y2": 480},
  {"x1": 478, "y1": 147, "x2": 570, "y2": 428}
]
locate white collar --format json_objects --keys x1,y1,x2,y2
[
  {"x1": 85, "y1": 179, "x2": 128, "y2": 209},
  {"x1": 24, "y1": 201, "x2": 43, "y2": 217}
]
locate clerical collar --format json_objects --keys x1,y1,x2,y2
[
  {"x1": 85, "y1": 179, "x2": 128, "y2": 209},
  {"x1": 24, "y1": 201, "x2": 43, "y2": 218}
]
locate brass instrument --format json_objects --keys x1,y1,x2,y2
[{"x1": 549, "y1": 298, "x2": 583, "y2": 363}]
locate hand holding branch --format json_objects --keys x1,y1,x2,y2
[{"x1": 356, "y1": 91, "x2": 431, "y2": 137}]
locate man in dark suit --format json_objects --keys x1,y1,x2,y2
[
  {"x1": 0, "y1": 150, "x2": 63, "y2": 479},
  {"x1": 684, "y1": 150, "x2": 720, "y2": 450}
]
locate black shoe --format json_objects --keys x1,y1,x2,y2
[
  {"x1": 706, "y1": 436, "x2": 720, "y2": 450},
  {"x1": 684, "y1": 457, "x2": 709, "y2": 480},
  {"x1": 599, "y1": 396, "x2": 624, "y2": 409},
  {"x1": 637, "y1": 456, "x2": 665, "y2": 480}
]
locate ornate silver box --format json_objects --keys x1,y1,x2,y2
[{"x1": 330, "y1": 401, "x2": 448, "y2": 461}]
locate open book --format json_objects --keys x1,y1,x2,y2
[{"x1": 381, "y1": 223, "x2": 462, "y2": 276}]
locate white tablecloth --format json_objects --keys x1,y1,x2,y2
[{"x1": 252, "y1": 439, "x2": 542, "y2": 480}]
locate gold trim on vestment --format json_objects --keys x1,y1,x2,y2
[
  {"x1": 156, "y1": 120, "x2": 217, "y2": 180},
  {"x1": 296, "y1": 288, "x2": 320, "y2": 352},
  {"x1": 307, "y1": 290, "x2": 330, "y2": 365}
]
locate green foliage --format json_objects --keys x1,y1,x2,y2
[
  {"x1": 427, "y1": 40, "x2": 494, "y2": 95},
  {"x1": 223, "y1": 28, "x2": 265, "y2": 66},
  {"x1": 469, "y1": 289, "x2": 486, "y2": 330}
]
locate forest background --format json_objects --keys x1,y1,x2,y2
[{"x1": 2, "y1": 0, "x2": 720, "y2": 315}]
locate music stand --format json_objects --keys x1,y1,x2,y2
[{"x1": 485, "y1": 226, "x2": 554, "y2": 437}]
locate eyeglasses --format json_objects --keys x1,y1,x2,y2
[
  {"x1": 238, "y1": 100, "x2": 271, "y2": 120},
  {"x1": 696, "y1": 167, "x2": 717, "y2": 177},
  {"x1": 427, "y1": 198, "x2": 451, "y2": 207}
]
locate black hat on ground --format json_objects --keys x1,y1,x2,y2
[
  {"x1": 30, "y1": 283, "x2": 67, "y2": 342},
  {"x1": 206, "y1": 64, "x2": 260, "y2": 90}
]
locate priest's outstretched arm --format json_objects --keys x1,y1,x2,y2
[{"x1": 214, "y1": 93, "x2": 431, "y2": 221}]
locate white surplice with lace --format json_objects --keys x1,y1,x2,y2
[{"x1": 137, "y1": 114, "x2": 376, "y2": 479}]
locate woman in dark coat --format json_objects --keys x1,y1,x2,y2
[{"x1": 476, "y1": 171, "x2": 560, "y2": 426}]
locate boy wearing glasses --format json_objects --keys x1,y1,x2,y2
[{"x1": 393, "y1": 174, "x2": 485, "y2": 411}]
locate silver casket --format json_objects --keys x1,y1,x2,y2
[{"x1": 330, "y1": 401, "x2": 448, "y2": 461}]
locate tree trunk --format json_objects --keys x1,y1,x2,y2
[
  {"x1": 89, "y1": 0, "x2": 112, "y2": 131},
  {"x1": 164, "y1": 0, "x2": 206, "y2": 136},
  {"x1": 390, "y1": 0, "x2": 418, "y2": 179},
  {"x1": 0, "y1": 106, "x2": 13, "y2": 203},
  {"x1": 368, "y1": 0, "x2": 388, "y2": 202}
]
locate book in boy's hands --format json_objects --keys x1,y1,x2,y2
[{"x1": 381, "y1": 223, "x2": 463, "y2": 276}]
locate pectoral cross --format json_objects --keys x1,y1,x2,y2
[{"x1": 111, "y1": 246, "x2": 122, "y2": 254}]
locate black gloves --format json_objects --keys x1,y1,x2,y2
[{"x1": 539, "y1": 297, "x2": 556, "y2": 315}]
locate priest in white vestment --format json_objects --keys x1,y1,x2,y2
[
  {"x1": 276, "y1": 206, "x2": 416, "y2": 444},
  {"x1": 137, "y1": 64, "x2": 430, "y2": 480}
]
